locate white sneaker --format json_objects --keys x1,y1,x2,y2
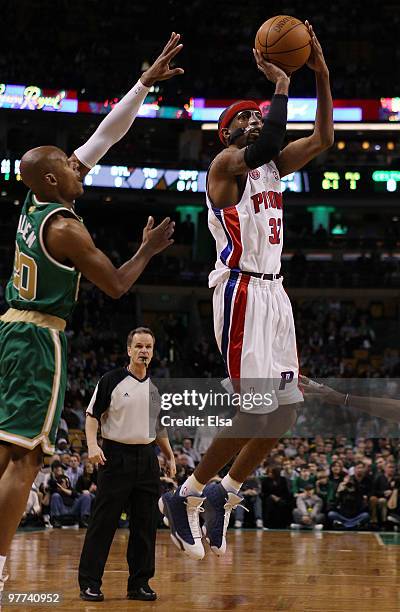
[
  {"x1": 290, "y1": 523, "x2": 301, "y2": 529},
  {"x1": 202, "y1": 483, "x2": 247, "y2": 556},
  {"x1": 256, "y1": 519, "x2": 264, "y2": 529},
  {"x1": 234, "y1": 520, "x2": 243, "y2": 528},
  {"x1": 314, "y1": 524, "x2": 324, "y2": 531},
  {"x1": 159, "y1": 488, "x2": 205, "y2": 560}
]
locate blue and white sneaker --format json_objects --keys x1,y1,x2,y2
[
  {"x1": 202, "y1": 483, "x2": 246, "y2": 556},
  {"x1": 159, "y1": 486, "x2": 205, "y2": 560}
]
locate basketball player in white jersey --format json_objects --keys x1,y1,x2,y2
[{"x1": 160, "y1": 22, "x2": 334, "y2": 559}]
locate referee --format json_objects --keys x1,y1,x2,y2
[{"x1": 78, "y1": 327, "x2": 175, "y2": 602}]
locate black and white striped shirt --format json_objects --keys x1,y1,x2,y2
[{"x1": 87, "y1": 368, "x2": 160, "y2": 445}]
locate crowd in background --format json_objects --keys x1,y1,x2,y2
[
  {"x1": 25, "y1": 434, "x2": 400, "y2": 533},
  {"x1": 9, "y1": 284, "x2": 399, "y2": 531}
]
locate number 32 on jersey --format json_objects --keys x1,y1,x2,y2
[{"x1": 269, "y1": 218, "x2": 282, "y2": 245}]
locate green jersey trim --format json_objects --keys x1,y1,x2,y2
[{"x1": 38, "y1": 207, "x2": 80, "y2": 272}]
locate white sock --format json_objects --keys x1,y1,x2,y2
[
  {"x1": 0, "y1": 555, "x2": 6, "y2": 577},
  {"x1": 179, "y1": 474, "x2": 205, "y2": 497},
  {"x1": 221, "y1": 474, "x2": 243, "y2": 495}
]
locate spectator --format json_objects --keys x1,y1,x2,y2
[
  {"x1": 262, "y1": 465, "x2": 292, "y2": 528},
  {"x1": 59, "y1": 454, "x2": 72, "y2": 472},
  {"x1": 66, "y1": 455, "x2": 84, "y2": 489},
  {"x1": 370, "y1": 462, "x2": 398, "y2": 527},
  {"x1": 234, "y1": 472, "x2": 264, "y2": 529},
  {"x1": 373, "y1": 456, "x2": 386, "y2": 476},
  {"x1": 281, "y1": 459, "x2": 297, "y2": 489},
  {"x1": 56, "y1": 438, "x2": 71, "y2": 455},
  {"x1": 328, "y1": 471, "x2": 370, "y2": 530},
  {"x1": 327, "y1": 461, "x2": 346, "y2": 509},
  {"x1": 21, "y1": 484, "x2": 42, "y2": 527},
  {"x1": 75, "y1": 463, "x2": 97, "y2": 497},
  {"x1": 292, "y1": 465, "x2": 316, "y2": 496},
  {"x1": 49, "y1": 474, "x2": 92, "y2": 528},
  {"x1": 315, "y1": 470, "x2": 330, "y2": 511},
  {"x1": 291, "y1": 484, "x2": 324, "y2": 530},
  {"x1": 181, "y1": 438, "x2": 201, "y2": 465},
  {"x1": 174, "y1": 454, "x2": 194, "y2": 486}
]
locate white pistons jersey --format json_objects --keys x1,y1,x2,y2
[{"x1": 206, "y1": 160, "x2": 283, "y2": 288}]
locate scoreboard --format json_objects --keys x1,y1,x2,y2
[
  {"x1": 318, "y1": 170, "x2": 400, "y2": 193},
  {"x1": 1, "y1": 159, "x2": 399, "y2": 195},
  {"x1": 82, "y1": 165, "x2": 400, "y2": 194}
]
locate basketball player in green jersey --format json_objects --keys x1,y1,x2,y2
[{"x1": 0, "y1": 33, "x2": 183, "y2": 591}]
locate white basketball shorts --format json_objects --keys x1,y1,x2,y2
[{"x1": 213, "y1": 271, "x2": 303, "y2": 414}]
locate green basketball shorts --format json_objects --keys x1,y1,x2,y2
[{"x1": 0, "y1": 311, "x2": 67, "y2": 455}]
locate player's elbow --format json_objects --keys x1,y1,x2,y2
[
  {"x1": 109, "y1": 286, "x2": 125, "y2": 299},
  {"x1": 105, "y1": 281, "x2": 125, "y2": 299},
  {"x1": 322, "y1": 134, "x2": 334, "y2": 149},
  {"x1": 316, "y1": 132, "x2": 334, "y2": 150}
]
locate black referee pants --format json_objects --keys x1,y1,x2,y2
[{"x1": 78, "y1": 440, "x2": 160, "y2": 592}]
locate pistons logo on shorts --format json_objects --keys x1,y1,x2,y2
[{"x1": 249, "y1": 169, "x2": 260, "y2": 180}]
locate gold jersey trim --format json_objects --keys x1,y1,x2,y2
[{"x1": 0, "y1": 308, "x2": 66, "y2": 332}]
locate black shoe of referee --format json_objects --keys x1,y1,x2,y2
[
  {"x1": 80, "y1": 587, "x2": 104, "y2": 601},
  {"x1": 127, "y1": 583, "x2": 157, "y2": 601}
]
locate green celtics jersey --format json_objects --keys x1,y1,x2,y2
[{"x1": 5, "y1": 191, "x2": 81, "y2": 320}]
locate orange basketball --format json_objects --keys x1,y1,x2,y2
[{"x1": 255, "y1": 15, "x2": 311, "y2": 74}]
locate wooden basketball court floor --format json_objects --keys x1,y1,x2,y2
[{"x1": 2, "y1": 528, "x2": 400, "y2": 611}]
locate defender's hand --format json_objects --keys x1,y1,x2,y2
[
  {"x1": 305, "y1": 21, "x2": 328, "y2": 74},
  {"x1": 300, "y1": 375, "x2": 343, "y2": 405},
  {"x1": 141, "y1": 216, "x2": 175, "y2": 255},
  {"x1": 141, "y1": 32, "x2": 184, "y2": 86}
]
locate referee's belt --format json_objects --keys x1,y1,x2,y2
[{"x1": 240, "y1": 271, "x2": 282, "y2": 280}]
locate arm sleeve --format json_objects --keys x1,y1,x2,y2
[
  {"x1": 74, "y1": 79, "x2": 150, "y2": 169},
  {"x1": 244, "y1": 94, "x2": 288, "y2": 169},
  {"x1": 86, "y1": 376, "x2": 112, "y2": 421}
]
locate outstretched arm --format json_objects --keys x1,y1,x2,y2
[
  {"x1": 301, "y1": 376, "x2": 400, "y2": 424},
  {"x1": 45, "y1": 215, "x2": 174, "y2": 298},
  {"x1": 275, "y1": 22, "x2": 334, "y2": 178},
  {"x1": 70, "y1": 33, "x2": 184, "y2": 178}
]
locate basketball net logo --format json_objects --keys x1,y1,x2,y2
[{"x1": 249, "y1": 169, "x2": 260, "y2": 180}]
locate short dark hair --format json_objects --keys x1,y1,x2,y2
[{"x1": 127, "y1": 327, "x2": 155, "y2": 346}]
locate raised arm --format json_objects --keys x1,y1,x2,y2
[
  {"x1": 275, "y1": 21, "x2": 334, "y2": 179},
  {"x1": 208, "y1": 58, "x2": 289, "y2": 207},
  {"x1": 45, "y1": 215, "x2": 174, "y2": 298},
  {"x1": 69, "y1": 33, "x2": 184, "y2": 178},
  {"x1": 213, "y1": 59, "x2": 289, "y2": 178}
]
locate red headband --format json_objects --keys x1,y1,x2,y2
[{"x1": 218, "y1": 100, "x2": 261, "y2": 144}]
